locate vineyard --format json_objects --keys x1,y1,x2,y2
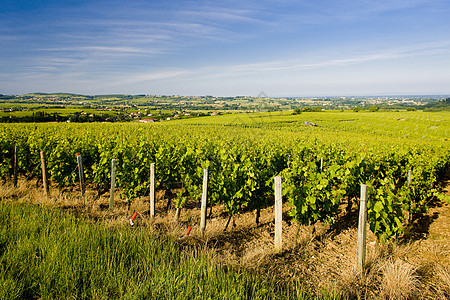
[{"x1": 1, "y1": 110, "x2": 449, "y2": 244}]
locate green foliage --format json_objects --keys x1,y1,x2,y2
[
  {"x1": 0, "y1": 110, "x2": 448, "y2": 242},
  {"x1": 283, "y1": 158, "x2": 345, "y2": 225},
  {"x1": 293, "y1": 108, "x2": 302, "y2": 115},
  {"x1": 367, "y1": 178, "x2": 404, "y2": 243},
  {"x1": 302, "y1": 107, "x2": 322, "y2": 112}
]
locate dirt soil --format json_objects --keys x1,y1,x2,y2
[{"x1": 1, "y1": 177, "x2": 449, "y2": 300}]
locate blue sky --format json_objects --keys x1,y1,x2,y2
[{"x1": 1, "y1": 0, "x2": 450, "y2": 96}]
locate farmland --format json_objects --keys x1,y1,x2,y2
[
  {"x1": 1, "y1": 94, "x2": 449, "y2": 123},
  {"x1": 0, "y1": 109, "x2": 449, "y2": 299}
]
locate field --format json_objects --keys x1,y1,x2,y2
[
  {"x1": 0, "y1": 110, "x2": 449, "y2": 299},
  {"x1": 2, "y1": 94, "x2": 448, "y2": 117},
  {"x1": 0, "y1": 201, "x2": 320, "y2": 299}
]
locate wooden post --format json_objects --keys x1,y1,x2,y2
[
  {"x1": 150, "y1": 163, "x2": 155, "y2": 218},
  {"x1": 76, "y1": 153, "x2": 85, "y2": 202},
  {"x1": 274, "y1": 176, "x2": 282, "y2": 253},
  {"x1": 109, "y1": 159, "x2": 116, "y2": 210},
  {"x1": 13, "y1": 145, "x2": 18, "y2": 187},
  {"x1": 320, "y1": 157, "x2": 323, "y2": 173},
  {"x1": 174, "y1": 207, "x2": 181, "y2": 222},
  {"x1": 356, "y1": 184, "x2": 368, "y2": 274},
  {"x1": 40, "y1": 151, "x2": 50, "y2": 197},
  {"x1": 200, "y1": 168, "x2": 208, "y2": 235},
  {"x1": 406, "y1": 169, "x2": 412, "y2": 223}
]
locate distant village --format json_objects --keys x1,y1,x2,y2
[{"x1": 0, "y1": 93, "x2": 448, "y2": 123}]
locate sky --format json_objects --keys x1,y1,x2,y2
[{"x1": 1, "y1": 0, "x2": 450, "y2": 97}]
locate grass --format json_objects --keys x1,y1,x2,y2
[
  {"x1": 379, "y1": 259, "x2": 419, "y2": 299},
  {"x1": 0, "y1": 177, "x2": 449, "y2": 299},
  {"x1": 0, "y1": 201, "x2": 343, "y2": 300}
]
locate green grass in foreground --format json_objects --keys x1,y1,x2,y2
[{"x1": 0, "y1": 202, "x2": 344, "y2": 300}]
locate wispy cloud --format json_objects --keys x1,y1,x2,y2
[
  {"x1": 126, "y1": 70, "x2": 189, "y2": 82},
  {"x1": 71, "y1": 39, "x2": 446, "y2": 93},
  {"x1": 1, "y1": 0, "x2": 449, "y2": 95},
  {"x1": 0, "y1": 34, "x2": 23, "y2": 42},
  {"x1": 150, "y1": 40, "x2": 450, "y2": 80},
  {"x1": 39, "y1": 46, "x2": 163, "y2": 56},
  {"x1": 261, "y1": 0, "x2": 449, "y2": 27},
  {"x1": 176, "y1": 7, "x2": 262, "y2": 24},
  {"x1": 15, "y1": 39, "x2": 447, "y2": 89}
]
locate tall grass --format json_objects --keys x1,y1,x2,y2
[{"x1": 0, "y1": 202, "x2": 341, "y2": 300}]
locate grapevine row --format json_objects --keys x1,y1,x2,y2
[{"x1": 0, "y1": 123, "x2": 449, "y2": 242}]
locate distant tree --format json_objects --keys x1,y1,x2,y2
[
  {"x1": 353, "y1": 107, "x2": 360, "y2": 112},
  {"x1": 69, "y1": 113, "x2": 80, "y2": 123},
  {"x1": 369, "y1": 106, "x2": 378, "y2": 112},
  {"x1": 406, "y1": 107, "x2": 416, "y2": 111},
  {"x1": 292, "y1": 108, "x2": 302, "y2": 115}
]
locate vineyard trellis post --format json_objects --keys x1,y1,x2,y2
[
  {"x1": 76, "y1": 153, "x2": 85, "y2": 203},
  {"x1": 356, "y1": 184, "x2": 368, "y2": 274},
  {"x1": 200, "y1": 168, "x2": 208, "y2": 235},
  {"x1": 407, "y1": 169, "x2": 412, "y2": 186},
  {"x1": 320, "y1": 157, "x2": 323, "y2": 173},
  {"x1": 406, "y1": 169, "x2": 412, "y2": 223},
  {"x1": 274, "y1": 176, "x2": 282, "y2": 253},
  {"x1": 40, "y1": 151, "x2": 49, "y2": 197},
  {"x1": 174, "y1": 207, "x2": 181, "y2": 222},
  {"x1": 109, "y1": 159, "x2": 116, "y2": 210},
  {"x1": 150, "y1": 162, "x2": 155, "y2": 218},
  {"x1": 13, "y1": 145, "x2": 18, "y2": 187}
]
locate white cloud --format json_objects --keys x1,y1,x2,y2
[
  {"x1": 181, "y1": 40, "x2": 450, "y2": 79},
  {"x1": 65, "y1": 39, "x2": 449, "y2": 93},
  {"x1": 176, "y1": 7, "x2": 261, "y2": 24},
  {"x1": 120, "y1": 70, "x2": 189, "y2": 83},
  {"x1": 41, "y1": 46, "x2": 147, "y2": 53}
]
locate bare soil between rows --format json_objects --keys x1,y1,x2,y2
[{"x1": 1, "y1": 177, "x2": 449, "y2": 299}]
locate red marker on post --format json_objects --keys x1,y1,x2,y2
[
  {"x1": 179, "y1": 226, "x2": 192, "y2": 240},
  {"x1": 130, "y1": 212, "x2": 138, "y2": 226}
]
